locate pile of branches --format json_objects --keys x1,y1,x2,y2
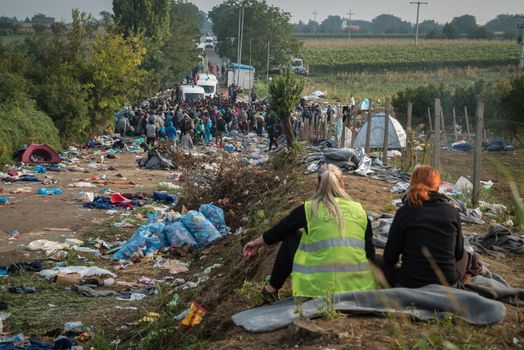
[
  {"x1": 186, "y1": 161, "x2": 281, "y2": 229},
  {"x1": 156, "y1": 143, "x2": 205, "y2": 171}
]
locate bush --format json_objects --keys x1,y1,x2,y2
[{"x1": 0, "y1": 99, "x2": 61, "y2": 165}]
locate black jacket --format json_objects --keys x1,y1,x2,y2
[{"x1": 383, "y1": 192, "x2": 464, "y2": 288}]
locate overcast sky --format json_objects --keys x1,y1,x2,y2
[{"x1": 1, "y1": 0, "x2": 523, "y2": 24}]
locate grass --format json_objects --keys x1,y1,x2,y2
[{"x1": 297, "y1": 66, "x2": 515, "y2": 104}]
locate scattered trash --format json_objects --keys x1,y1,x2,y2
[
  {"x1": 0, "y1": 197, "x2": 8, "y2": 204},
  {"x1": 161, "y1": 259, "x2": 189, "y2": 274},
  {"x1": 33, "y1": 165, "x2": 47, "y2": 174},
  {"x1": 480, "y1": 180, "x2": 494, "y2": 191},
  {"x1": 36, "y1": 188, "x2": 63, "y2": 195},
  {"x1": 64, "y1": 321, "x2": 83, "y2": 332},
  {"x1": 39, "y1": 266, "x2": 117, "y2": 281},
  {"x1": 390, "y1": 181, "x2": 409, "y2": 194},
  {"x1": 8, "y1": 286, "x2": 37, "y2": 294},
  {"x1": 479, "y1": 201, "x2": 507, "y2": 217},
  {"x1": 68, "y1": 182, "x2": 97, "y2": 188},
  {"x1": 178, "y1": 301, "x2": 206, "y2": 328},
  {"x1": 117, "y1": 293, "x2": 147, "y2": 301},
  {"x1": 453, "y1": 176, "x2": 473, "y2": 195}
]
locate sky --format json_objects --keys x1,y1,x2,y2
[{"x1": 0, "y1": 0, "x2": 523, "y2": 24}]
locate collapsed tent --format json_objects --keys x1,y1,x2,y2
[
  {"x1": 18, "y1": 144, "x2": 60, "y2": 164},
  {"x1": 354, "y1": 113, "x2": 407, "y2": 149}
]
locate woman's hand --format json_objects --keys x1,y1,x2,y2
[{"x1": 243, "y1": 237, "x2": 264, "y2": 257}]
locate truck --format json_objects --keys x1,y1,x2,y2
[
  {"x1": 177, "y1": 85, "x2": 205, "y2": 101},
  {"x1": 205, "y1": 36, "x2": 214, "y2": 49},
  {"x1": 197, "y1": 73, "x2": 218, "y2": 98},
  {"x1": 290, "y1": 58, "x2": 309, "y2": 75},
  {"x1": 227, "y1": 63, "x2": 255, "y2": 90}
]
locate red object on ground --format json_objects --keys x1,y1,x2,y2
[
  {"x1": 20, "y1": 144, "x2": 60, "y2": 164},
  {"x1": 110, "y1": 193, "x2": 131, "y2": 204}
]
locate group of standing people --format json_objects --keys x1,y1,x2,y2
[{"x1": 115, "y1": 92, "x2": 282, "y2": 151}]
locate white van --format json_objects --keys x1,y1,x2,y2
[
  {"x1": 197, "y1": 74, "x2": 218, "y2": 98},
  {"x1": 205, "y1": 36, "x2": 214, "y2": 49},
  {"x1": 177, "y1": 85, "x2": 205, "y2": 101}
]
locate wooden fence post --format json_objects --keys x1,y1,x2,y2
[
  {"x1": 427, "y1": 107, "x2": 433, "y2": 131},
  {"x1": 365, "y1": 99, "x2": 373, "y2": 154},
  {"x1": 452, "y1": 107, "x2": 458, "y2": 142},
  {"x1": 432, "y1": 98, "x2": 441, "y2": 169},
  {"x1": 404, "y1": 102, "x2": 413, "y2": 170},
  {"x1": 472, "y1": 101, "x2": 484, "y2": 206},
  {"x1": 407, "y1": 102, "x2": 413, "y2": 131},
  {"x1": 464, "y1": 106, "x2": 471, "y2": 137},
  {"x1": 351, "y1": 108, "x2": 357, "y2": 148},
  {"x1": 383, "y1": 98, "x2": 390, "y2": 165},
  {"x1": 440, "y1": 104, "x2": 448, "y2": 146}
]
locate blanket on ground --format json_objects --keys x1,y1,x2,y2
[{"x1": 232, "y1": 285, "x2": 505, "y2": 333}]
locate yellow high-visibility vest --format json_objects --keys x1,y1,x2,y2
[{"x1": 292, "y1": 198, "x2": 376, "y2": 297}]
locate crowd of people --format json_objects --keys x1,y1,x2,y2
[{"x1": 115, "y1": 89, "x2": 282, "y2": 151}]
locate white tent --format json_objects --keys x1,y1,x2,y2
[{"x1": 354, "y1": 113, "x2": 407, "y2": 149}]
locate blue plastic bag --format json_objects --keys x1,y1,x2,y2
[
  {"x1": 199, "y1": 204, "x2": 229, "y2": 236},
  {"x1": 37, "y1": 188, "x2": 63, "y2": 195},
  {"x1": 164, "y1": 222, "x2": 198, "y2": 250},
  {"x1": 181, "y1": 211, "x2": 222, "y2": 248},
  {"x1": 113, "y1": 222, "x2": 167, "y2": 260},
  {"x1": 34, "y1": 165, "x2": 47, "y2": 173},
  {"x1": 0, "y1": 197, "x2": 8, "y2": 204}
]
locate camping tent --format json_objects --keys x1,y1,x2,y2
[
  {"x1": 19, "y1": 144, "x2": 60, "y2": 164},
  {"x1": 354, "y1": 113, "x2": 406, "y2": 149}
]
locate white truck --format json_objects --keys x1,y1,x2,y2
[
  {"x1": 197, "y1": 73, "x2": 218, "y2": 98},
  {"x1": 227, "y1": 63, "x2": 255, "y2": 90},
  {"x1": 177, "y1": 85, "x2": 205, "y2": 101},
  {"x1": 290, "y1": 58, "x2": 309, "y2": 75},
  {"x1": 205, "y1": 36, "x2": 214, "y2": 49}
]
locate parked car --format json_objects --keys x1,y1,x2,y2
[{"x1": 484, "y1": 140, "x2": 514, "y2": 152}]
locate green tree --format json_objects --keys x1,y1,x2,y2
[
  {"x1": 209, "y1": 0, "x2": 300, "y2": 73},
  {"x1": 85, "y1": 34, "x2": 146, "y2": 135},
  {"x1": 113, "y1": 0, "x2": 170, "y2": 41},
  {"x1": 418, "y1": 20, "x2": 442, "y2": 34},
  {"x1": 450, "y1": 14, "x2": 477, "y2": 35},
  {"x1": 485, "y1": 14, "x2": 522, "y2": 33},
  {"x1": 371, "y1": 14, "x2": 412, "y2": 33},
  {"x1": 496, "y1": 75, "x2": 524, "y2": 142},
  {"x1": 442, "y1": 23, "x2": 458, "y2": 39},
  {"x1": 269, "y1": 70, "x2": 303, "y2": 147},
  {"x1": 320, "y1": 15, "x2": 343, "y2": 33}
]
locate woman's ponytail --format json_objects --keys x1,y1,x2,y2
[
  {"x1": 310, "y1": 164, "x2": 351, "y2": 235},
  {"x1": 406, "y1": 165, "x2": 441, "y2": 207}
]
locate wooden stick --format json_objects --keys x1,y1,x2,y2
[
  {"x1": 365, "y1": 100, "x2": 373, "y2": 154},
  {"x1": 472, "y1": 102, "x2": 484, "y2": 206},
  {"x1": 383, "y1": 98, "x2": 390, "y2": 165},
  {"x1": 452, "y1": 107, "x2": 458, "y2": 142},
  {"x1": 432, "y1": 98, "x2": 441, "y2": 169}
]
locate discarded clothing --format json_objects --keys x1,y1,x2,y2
[
  {"x1": 465, "y1": 275, "x2": 524, "y2": 305},
  {"x1": 153, "y1": 192, "x2": 177, "y2": 205},
  {"x1": 39, "y1": 266, "x2": 117, "y2": 280},
  {"x1": 83, "y1": 196, "x2": 140, "y2": 210},
  {"x1": 0, "y1": 340, "x2": 54, "y2": 350},
  {"x1": 1, "y1": 261, "x2": 42, "y2": 274},
  {"x1": 232, "y1": 285, "x2": 506, "y2": 332},
  {"x1": 72, "y1": 284, "x2": 117, "y2": 298},
  {"x1": 8, "y1": 286, "x2": 36, "y2": 294},
  {"x1": 468, "y1": 224, "x2": 524, "y2": 254}
]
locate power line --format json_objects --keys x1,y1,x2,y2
[
  {"x1": 346, "y1": 10, "x2": 355, "y2": 40},
  {"x1": 410, "y1": 1, "x2": 428, "y2": 47}
]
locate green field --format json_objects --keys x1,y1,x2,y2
[{"x1": 299, "y1": 39, "x2": 520, "y2": 73}]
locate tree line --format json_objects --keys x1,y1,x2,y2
[
  {"x1": 294, "y1": 13, "x2": 523, "y2": 40},
  {"x1": 0, "y1": 0, "x2": 204, "y2": 164},
  {"x1": 391, "y1": 76, "x2": 524, "y2": 143}
]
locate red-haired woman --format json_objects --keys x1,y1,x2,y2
[{"x1": 380, "y1": 165, "x2": 464, "y2": 288}]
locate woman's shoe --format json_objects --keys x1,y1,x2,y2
[{"x1": 259, "y1": 288, "x2": 279, "y2": 305}]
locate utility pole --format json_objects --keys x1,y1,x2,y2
[
  {"x1": 410, "y1": 1, "x2": 428, "y2": 47},
  {"x1": 516, "y1": 15, "x2": 524, "y2": 69},
  {"x1": 346, "y1": 10, "x2": 355, "y2": 40},
  {"x1": 266, "y1": 41, "x2": 270, "y2": 88},
  {"x1": 313, "y1": 9, "x2": 318, "y2": 33}
]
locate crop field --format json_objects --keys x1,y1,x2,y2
[{"x1": 300, "y1": 39, "x2": 520, "y2": 73}]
